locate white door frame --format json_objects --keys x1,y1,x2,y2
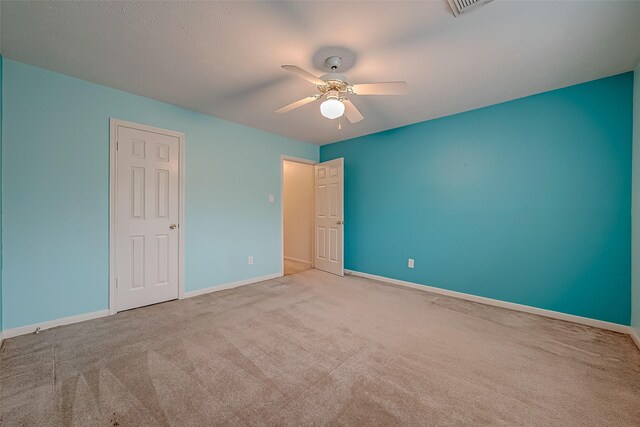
[
  {"x1": 280, "y1": 155, "x2": 317, "y2": 276},
  {"x1": 109, "y1": 118, "x2": 186, "y2": 315}
]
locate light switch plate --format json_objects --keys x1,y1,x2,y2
[
  {"x1": 248, "y1": 256, "x2": 254, "y2": 265},
  {"x1": 268, "y1": 194, "x2": 275, "y2": 203},
  {"x1": 408, "y1": 258, "x2": 415, "y2": 269}
]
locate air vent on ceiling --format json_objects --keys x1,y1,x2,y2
[{"x1": 447, "y1": 0, "x2": 494, "y2": 16}]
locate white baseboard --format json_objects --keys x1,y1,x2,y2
[
  {"x1": 284, "y1": 256, "x2": 312, "y2": 265},
  {"x1": 346, "y1": 270, "x2": 631, "y2": 334},
  {"x1": 2, "y1": 272, "x2": 636, "y2": 352},
  {"x1": 183, "y1": 273, "x2": 282, "y2": 299},
  {"x1": 630, "y1": 328, "x2": 640, "y2": 351},
  {"x1": 1, "y1": 274, "x2": 281, "y2": 341},
  {"x1": 2, "y1": 309, "x2": 110, "y2": 339}
]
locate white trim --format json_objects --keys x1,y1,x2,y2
[
  {"x1": 109, "y1": 119, "x2": 186, "y2": 315},
  {"x1": 2, "y1": 310, "x2": 109, "y2": 339},
  {"x1": 2, "y1": 274, "x2": 279, "y2": 340},
  {"x1": 183, "y1": 273, "x2": 282, "y2": 299},
  {"x1": 284, "y1": 256, "x2": 312, "y2": 265},
  {"x1": 630, "y1": 328, "x2": 640, "y2": 351},
  {"x1": 1, "y1": 274, "x2": 280, "y2": 340},
  {"x1": 280, "y1": 155, "x2": 317, "y2": 276},
  {"x1": 2, "y1": 272, "x2": 636, "y2": 351},
  {"x1": 346, "y1": 270, "x2": 631, "y2": 334}
]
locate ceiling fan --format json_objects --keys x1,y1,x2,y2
[{"x1": 275, "y1": 56, "x2": 408, "y2": 124}]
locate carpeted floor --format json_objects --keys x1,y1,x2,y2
[{"x1": 1, "y1": 269, "x2": 639, "y2": 426}]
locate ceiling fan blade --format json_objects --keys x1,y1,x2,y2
[
  {"x1": 281, "y1": 65, "x2": 325, "y2": 86},
  {"x1": 342, "y1": 99, "x2": 364, "y2": 123},
  {"x1": 351, "y1": 81, "x2": 408, "y2": 95},
  {"x1": 275, "y1": 95, "x2": 320, "y2": 113}
]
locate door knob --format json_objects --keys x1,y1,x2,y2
[
  {"x1": 169, "y1": 224, "x2": 177, "y2": 230},
  {"x1": 336, "y1": 220, "x2": 344, "y2": 225}
]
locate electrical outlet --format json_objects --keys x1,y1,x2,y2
[
  {"x1": 408, "y1": 258, "x2": 415, "y2": 269},
  {"x1": 248, "y1": 256, "x2": 254, "y2": 265}
]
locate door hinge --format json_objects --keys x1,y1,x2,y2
[
  {"x1": 116, "y1": 140, "x2": 119, "y2": 151},
  {"x1": 115, "y1": 278, "x2": 118, "y2": 288}
]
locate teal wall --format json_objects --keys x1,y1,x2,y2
[
  {"x1": 633, "y1": 62, "x2": 640, "y2": 336},
  {"x1": 2, "y1": 59, "x2": 318, "y2": 330},
  {"x1": 321, "y1": 73, "x2": 633, "y2": 325}
]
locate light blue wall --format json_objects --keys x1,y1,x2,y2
[
  {"x1": 322, "y1": 73, "x2": 633, "y2": 325},
  {"x1": 633, "y1": 62, "x2": 640, "y2": 336},
  {"x1": 2, "y1": 59, "x2": 318, "y2": 330}
]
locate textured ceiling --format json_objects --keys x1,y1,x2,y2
[{"x1": 2, "y1": 1, "x2": 640, "y2": 145}]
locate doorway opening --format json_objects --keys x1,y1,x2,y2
[
  {"x1": 281, "y1": 156, "x2": 345, "y2": 277},
  {"x1": 282, "y1": 158, "x2": 315, "y2": 275}
]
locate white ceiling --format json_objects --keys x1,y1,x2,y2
[{"x1": 2, "y1": 1, "x2": 640, "y2": 145}]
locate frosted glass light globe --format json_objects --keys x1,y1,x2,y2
[{"x1": 320, "y1": 98, "x2": 345, "y2": 119}]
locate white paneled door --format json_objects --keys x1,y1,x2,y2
[
  {"x1": 314, "y1": 158, "x2": 344, "y2": 276},
  {"x1": 114, "y1": 123, "x2": 181, "y2": 312}
]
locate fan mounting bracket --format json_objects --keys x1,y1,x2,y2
[{"x1": 325, "y1": 56, "x2": 343, "y2": 70}]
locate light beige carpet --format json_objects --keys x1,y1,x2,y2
[{"x1": 1, "y1": 269, "x2": 639, "y2": 426}]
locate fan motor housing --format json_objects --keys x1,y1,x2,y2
[{"x1": 317, "y1": 78, "x2": 349, "y2": 94}]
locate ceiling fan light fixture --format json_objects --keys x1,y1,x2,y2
[
  {"x1": 320, "y1": 91, "x2": 345, "y2": 119},
  {"x1": 277, "y1": 60, "x2": 407, "y2": 124}
]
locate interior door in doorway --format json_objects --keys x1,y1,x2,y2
[
  {"x1": 115, "y1": 123, "x2": 181, "y2": 312},
  {"x1": 314, "y1": 158, "x2": 344, "y2": 276}
]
